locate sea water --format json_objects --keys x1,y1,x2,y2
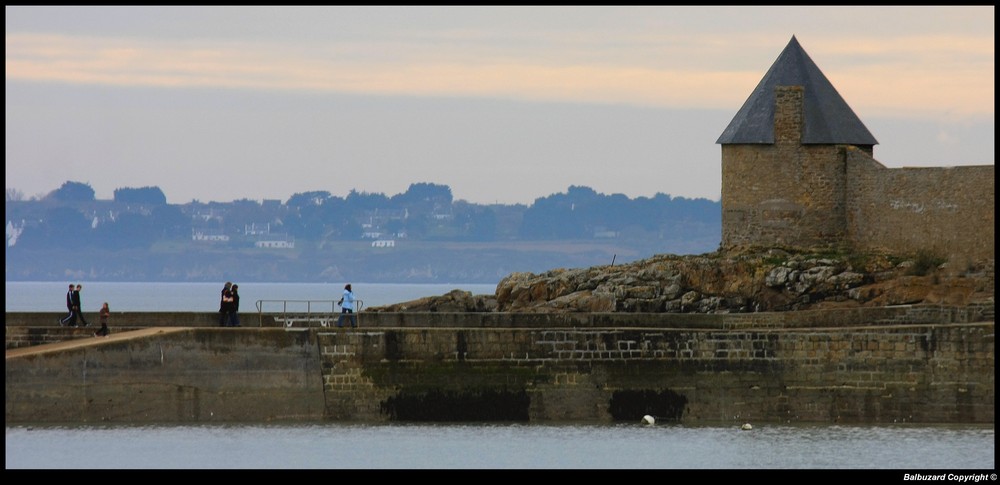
[
  {"x1": 4, "y1": 281, "x2": 499, "y2": 313},
  {"x1": 4, "y1": 422, "x2": 995, "y2": 470}
]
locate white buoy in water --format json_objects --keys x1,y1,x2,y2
[
  {"x1": 741, "y1": 423, "x2": 753, "y2": 430},
  {"x1": 642, "y1": 415, "x2": 655, "y2": 425}
]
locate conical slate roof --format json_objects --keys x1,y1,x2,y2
[{"x1": 716, "y1": 36, "x2": 878, "y2": 145}]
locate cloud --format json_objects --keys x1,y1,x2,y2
[
  {"x1": 4, "y1": 7, "x2": 993, "y2": 205},
  {"x1": 6, "y1": 31, "x2": 993, "y2": 119}
]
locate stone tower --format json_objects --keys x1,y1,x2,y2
[{"x1": 717, "y1": 36, "x2": 878, "y2": 251}]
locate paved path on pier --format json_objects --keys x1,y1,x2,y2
[{"x1": 5, "y1": 327, "x2": 191, "y2": 359}]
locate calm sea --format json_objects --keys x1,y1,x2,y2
[
  {"x1": 4, "y1": 281, "x2": 499, "y2": 313},
  {"x1": 5, "y1": 282, "x2": 996, "y2": 470},
  {"x1": 4, "y1": 422, "x2": 995, "y2": 470}
]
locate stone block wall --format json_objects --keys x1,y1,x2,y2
[
  {"x1": 6, "y1": 307, "x2": 993, "y2": 425},
  {"x1": 311, "y1": 323, "x2": 993, "y2": 424},
  {"x1": 845, "y1": 148, "x2": 995, "y2": 262},
  {"x1": 721, "y1": 142, "x2": 848, "y2": 249},
  {"x1": 5, "y1": 328, "x2": 327, "y2": 423}
]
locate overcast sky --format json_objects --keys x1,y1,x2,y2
[{"x1": 5, "y1": 6, "x2": 994, "y2": 205}]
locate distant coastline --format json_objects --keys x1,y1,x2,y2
[{"x1": 6, "y1": 184, "x2": 720, "y2": 284}]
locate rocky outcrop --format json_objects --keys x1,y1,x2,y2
[
  {"x1": 366, "y1": 288, "x2": 498, "y2": 313},
  {"x1": 367, "y1": 249, "x2": 994, "y2": 314}
]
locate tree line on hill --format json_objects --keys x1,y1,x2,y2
[{"x1": 5, "y1": 181, "x2": 721, "y2": 282}]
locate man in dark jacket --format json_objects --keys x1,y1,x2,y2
[
  {"x1": 73, "y1": 284, "x2": 89, "y2": 327},
  {"x1": 59, "y1": 283, "x2": 77, "y2": 327}
]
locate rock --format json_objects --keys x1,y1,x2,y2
[
  {"x1": 367, "y1": 289, "x2": 497, "y2": 313},
  {"x1": 766, "y1": 266, "x2": 793, "y2": 287},
  {"x1": 374, "y1": 249, "x2": 994, "y2": 314}
]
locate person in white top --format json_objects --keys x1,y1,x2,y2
[{"x1": 337, "y1": 283, "x2": 358, "y2": 328}]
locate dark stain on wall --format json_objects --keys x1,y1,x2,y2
[
  {"x1": 384, "y1": 331, "x2": 403, "y2": 361},
  {"x1": 919, "y1": 330, "x2": 936, "y2": 353},
  {"x1": 456, "y1": 331, "x2": 468, "y2": 362}
]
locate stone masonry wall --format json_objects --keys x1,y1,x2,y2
[
  {"x1": 845, "y1": 148, "x2": 995, "y2": 262},
  {"x1": 8, "y1": 308, "x2": 992, "y2": 425},
  {"x1": 5, "y1": 329, "x2": 327, "y2": 424},
  {"x1": 313, "y1": 322, "x2": 993, "y2": 424}
]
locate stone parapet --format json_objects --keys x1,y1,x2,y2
[
  {"x1": 6, "y1": 304, "x2": 994, "y2": 351},
  {"x1": 6, "y1": 303, "x2": 994, "y2": 330}
]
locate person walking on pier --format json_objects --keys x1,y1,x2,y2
[
  {"x1": 337, "y1": 283, "x2": 358, "y2": 328},
  {"x1": 95, "y1": 302, "x2": 111, "y2": 337},
  {"x1": 73, "y1": 284, "x2": 90, "y2": 327},
  {"x1": 59, "y1": 283, "x2": 77, "y2": 327}
]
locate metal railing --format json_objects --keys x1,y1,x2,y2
[{"x1": 255, "y1": 299, "x2": 364, "y2": 328}]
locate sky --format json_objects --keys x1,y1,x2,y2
[{"x1": 5, "y1": 6, "x2": 995, "y2": 205}]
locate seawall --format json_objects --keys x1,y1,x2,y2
[{"x1": 5, "y1": 305, "x2": 994, "y2": 424}]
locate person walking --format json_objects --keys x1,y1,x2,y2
[
  {"x1": 73, "y1": 284, "x2": 90, "y2": 327},
  {"x1": 228, "y1": 284, "x2": 241, "y2": 327},
  {"x1": 95, "y1": 302, "x2": 111, "y2": 337},
  {"x1": 219, "y1": 282, "x2": 233, "y2": 327},
  {"x1": 59, "y1": 283, "x2": 77, "y2": 327},
  {"x1": 336, "y1": 283, "x2": 358, "y2": 328}
]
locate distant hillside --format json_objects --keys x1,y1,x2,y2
[{"x1": 6, "y1": 182, "x2": 721, "y2": 283}]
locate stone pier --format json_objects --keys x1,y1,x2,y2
[{"x1": 5, "y1": 305, "x2": 994, "y2": 424}]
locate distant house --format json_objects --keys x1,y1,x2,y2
[
  {"x1": 6, "y1": 220, "x2": 24, "y2": 247},
  {"x1": 192, "y1": 229, "x2": 229, "y2": 242},
  {"x1": 256, "y1": 237, "x2": 295, "y2": 249},
  {"x1": 240, "y1": 222, "x2": 295, "y2": 248},
  {"x1": 244, "y1": 222, "x2": 271, "y2": 236},
  {"x1": 431, "y1": 211, "x2": 453, "y2": 221},
  {"x1": 191, "y1": 208, "x2": 226, "y2": 223}
]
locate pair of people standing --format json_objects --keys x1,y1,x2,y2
[
  {"x1": 218, "y1": 282, "x2": 241, "y2": 327},
  {"x1": 59, "y1": 283, "x2": 89, "y2": 327},
  {"x1": 337, "y1": 283, "x2": 358, "y2": 328}
]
